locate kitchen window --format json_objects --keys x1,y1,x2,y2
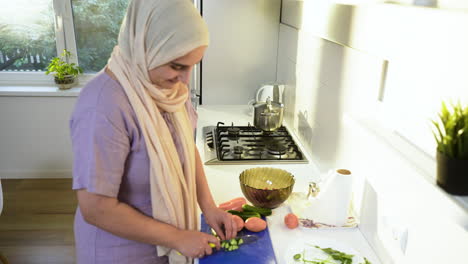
[
  {"x1": 0, "y1": 0, "x2": 55, "y2": 83},
  {"x1": 0, "y1": 0, "x2": 128, "y2": 86}
]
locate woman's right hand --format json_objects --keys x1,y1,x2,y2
[{"x1": 174, "y1": 230, "x2": 220, "y2": 259}]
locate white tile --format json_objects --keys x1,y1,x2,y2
[{"x1": 278, "y1": 24, "x2": 299, "y2": 63}]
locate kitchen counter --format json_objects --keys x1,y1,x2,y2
[{"x1": 195, "y1": 105, "x2": 381, "y2": 264}]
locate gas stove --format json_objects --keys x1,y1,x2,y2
[{"x1": 202, "y1": 122, "x2": 308, "y2": 165}]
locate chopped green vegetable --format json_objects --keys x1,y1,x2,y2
[
  {"x1": 219, "y1": 237, "x2": 244, "y2": 252},
  {"x1": 293, "y1": 253, "x2": 301, "y2": 260}
]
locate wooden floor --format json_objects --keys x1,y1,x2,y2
[{"x1": 0, "y1": 179, "x2": 77, "y2": 264}]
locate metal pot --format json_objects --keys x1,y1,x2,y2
[{"x1": 253, "y1": 97, "x2": 284, "y2": 131}]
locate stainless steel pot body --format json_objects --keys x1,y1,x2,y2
[{"x1": 253, "y1": 99, "x2": 284, "y2": 131}]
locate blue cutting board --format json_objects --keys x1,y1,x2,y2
[{"x1": 199, "y1": 214, "x2": 277, "y2": 264}]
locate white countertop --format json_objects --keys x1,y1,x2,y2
[{"x1": 195, "y1": 105, "x2": 381, "y2": 264}]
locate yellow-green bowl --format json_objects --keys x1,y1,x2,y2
[{"x1": 239, "y1": 167, "x2": 295, "y2": 209}]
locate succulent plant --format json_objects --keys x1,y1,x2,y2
[{"x1": 432, "y1": 101, "x2": 468, "y2": 159}]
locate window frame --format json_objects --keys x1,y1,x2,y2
[
  {"x1": 0, "y1": 0, "x2": 97, "y2": 87},
  {"x1": 0, "y1": 0, "x2": 202, "y2": 97}
]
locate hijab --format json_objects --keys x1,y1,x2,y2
[{"x1": 107, "y1": 0, "x2": 209, "y2": 263}]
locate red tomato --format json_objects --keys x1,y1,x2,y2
[{"x1": 284, "y1": 213, "x2": 299, "y2": 229}]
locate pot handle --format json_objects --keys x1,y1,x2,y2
[{"x1": 256, "y1": 85, "x2": 269, "y2": 102}]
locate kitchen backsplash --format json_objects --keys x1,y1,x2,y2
[{"x1": 277, "y1": 3, "x2": 468, "y2": 263}]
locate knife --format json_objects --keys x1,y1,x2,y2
[
  {"x1": 176, "y1": 235, "x2": 259, "y2": 256},
  {"x1": 209, "y1": 234, "x2": 259, "y2": 251}
]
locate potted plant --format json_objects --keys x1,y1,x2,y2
[
  {"x1": 45, "y1": 49, "x2": 83, "y2": 90},
  {"x1": 432, "y1": 101, "x2": 468, "y2": 195}
]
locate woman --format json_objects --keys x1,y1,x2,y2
[{"x1": 70, "y1": 0, "x2": 237, "y2": 263}]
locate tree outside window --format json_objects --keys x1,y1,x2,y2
[
  {"x1": 0, "y1": 0, "x2": 128, "y2": 74},
  {"x1": 72, "y1": 0, "x2": 128, "y2": 73},
  {"x1": 0, "y1": 0, "x2": 55, "y2": 72}
]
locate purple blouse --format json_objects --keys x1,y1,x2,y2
[{"x1": 70, "y1": 72, "x2": 198, "y2": 264}]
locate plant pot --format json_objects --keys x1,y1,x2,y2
[
  {"x1": 54, "y1": 75, "x2": 76, "y2": 90},
  {"x1": 436, "y1": 151, "x2": 468, "y2": 195}
]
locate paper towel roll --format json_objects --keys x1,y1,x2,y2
[{"x1": 303, "y1": 169, "x2": 354, "y2": 226}]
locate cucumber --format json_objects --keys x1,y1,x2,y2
[
  {"x1": 219, "y1": 237, "x2": 244, "y2": 252},
  {"x1": 241, "y1": 204, "x2": 272, "y2": 216},
  {"x1": 227, "y1": 210, "x2": 261, "y2": 221}
]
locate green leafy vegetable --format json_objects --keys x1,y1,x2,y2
[
  {"x1": 293, "y1": 245, "x2": 372, "y2": 264},
  {"x1": 292, "y1": 250, "x2": 335, "y2": 263},
  {"x1": 316, "y1": 246, "x2": 354, "y2": 264}
]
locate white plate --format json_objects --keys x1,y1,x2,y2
[{"x1": 283, "y1": 237, "x2": 368, "y2": 264}]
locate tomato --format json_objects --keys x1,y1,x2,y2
[{"x1": 284, "y1": 213, "x2": 299, "y2": 229}]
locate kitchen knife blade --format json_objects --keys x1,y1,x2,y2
[{"x1": 236, "y1": 234, "x2": 259, "y2": 245}]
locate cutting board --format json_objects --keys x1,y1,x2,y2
[{"x1": 199, "y1": 214, "x2": 277, "y2": 264}]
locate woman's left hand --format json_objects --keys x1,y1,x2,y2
[{"x1": 203, "y1": 206, "x2": 237, "y2": 241}]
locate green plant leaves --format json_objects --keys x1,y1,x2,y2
[
  {"x1": 45, "y1": 49, "x2": 83, "y2": 80},
  {"x1": 432, "y1": 101, "x2": 468, "y2": 159}
]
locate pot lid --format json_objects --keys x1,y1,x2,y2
[{"x1": 253, "y1": 96, "x2": 284, "y2": 109}]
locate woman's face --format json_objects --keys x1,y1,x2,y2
[{"x1": 148, "y1": 46, "x2": 207, "y2": 89}]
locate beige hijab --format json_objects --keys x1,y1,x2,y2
[{"x1": 107, "y1": 0, "x2": 209, "y2": 263}]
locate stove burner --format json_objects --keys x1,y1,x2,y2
[
  {"x1": 227, "y1": 127, "x2": 241, "y2": 137},
  {"x1": 247, "y1": 148, "x2": 263, "y2": 156},
  {"x1": 233, "y1": 146, "x2": 244, "y2": 154},
  {"x1": 266, "y1": 144, "x2": 288, "y2": 156},
  {"x1": 205, "y1": 124, "x2": 307, "y2": 164}
]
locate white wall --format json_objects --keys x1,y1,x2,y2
[
  {"x1": 0, "y1": 96, "x2": 75, "y2": 178},
  {"x1": 278, "y1": 1, "x2": 468, "y2": 263},
  {"x1": 201, "y1": 0, "x2": 281, "y2": 105}
]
